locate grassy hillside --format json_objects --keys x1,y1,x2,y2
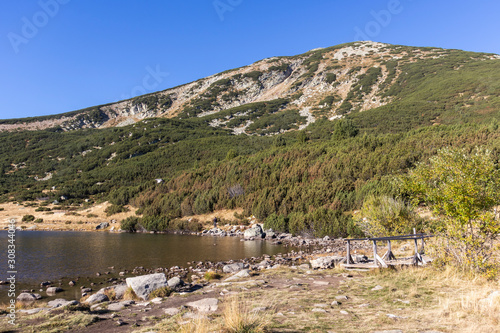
[{"x1": 1, "y1": 43, "x2": 499, "y2": 236}]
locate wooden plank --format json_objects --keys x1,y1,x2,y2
[{"x1": 375, "y1": 254, "x2": 388, "y2": 268}]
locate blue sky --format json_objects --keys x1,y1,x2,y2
[{"x1": 1, "y1": 0, "x2": 499, "y2": 119}]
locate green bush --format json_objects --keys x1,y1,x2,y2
[
  {"x1": 326, "y1": 73, "x2": 337, "y2": 84},
  {"x1": 121, "y1": 216, "x2": 139, "y2": 232},
  {"x1": 34, "y1": 218, "x2": 43, "y2": 223},
  {"x1": 355, "y1": 195, "x2": 421, "y2": 237},
  {"x1": 105, "y1": 204, "x2": 129, "y2": 216},
  {"x1": 264, "y1": 213, "x2": 288, "y2": 233},
  {"x1": 22, "y1": 215, "x2": 35, "y2": 222}
]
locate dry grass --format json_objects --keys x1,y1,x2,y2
[
  {"x1": 204, "y1": 270, "x2": 223, "y2": 281},
  {"x1": 221, "y1": 296, "x2": 271, "y2": 333},
  {"x1": 0, "y1": 201, "x2": 136, "y2": 231},
  {"x1": 176, "y1": 316, "x2": 217, "y2": 333}
]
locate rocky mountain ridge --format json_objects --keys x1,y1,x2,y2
[{"x1": 1, "y1": 41, "x2": 499, "y2": 134}]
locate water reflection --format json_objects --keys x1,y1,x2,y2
[{"x1": 0, "y1": 231, "x2": 292, "y2": 283}]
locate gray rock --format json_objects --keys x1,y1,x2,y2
[
  {"x1": 223, "y1": 263, "x2": 244, "y2": 273},
  {"x1": 371, "y1": 285, "x2": 384, "y2": 291},
  {"x1": 244, "y1": 225, "x2": 263, "y2": 239},
  {"x1": 96, "y1": 222, "x2": 109, "y2": 230},
  {"x1": 186, "y1": 298, "x2": 219, "y2": 312},
  {"x1": 335, "y1": 295, "x2": 348, "y2": 300},
  {"x1": 126, "y1": 273, "x2": 168, "y2": 300},
  {"x1": 265, "y1": 230, "x2": 276, "y2": 238},
  {"x1": 310, "y1": 256, "x2": 343, "y2": 269},
  {"x1": 17, "y1": 293, "x2": 42, "y2": 302},
  {"x1": 113, "y1": 284, "x2": 128, "y2": 299},
  {"x1": 167, "y1": 276, "x2": 183, "y2": 289},
  {"x1": 85, "y1": 293, "x2": 109, "y2": 305},
  {"x1": 164, "y1": 307, "x2": 180, "y2": 316},
  {"x1": 47, "y1": 299, "x2": 78, "y2": 308},
  {"x1": 19, "y1": 307, "x2": 47, "y2": 314},
  {"x1": 46, "y1": 287, "x2": 63, "y2": 295},
  {"x1": 312, "y1": 308, "x2": 327, "y2": 312},
  {"x1": 225, "y1": 269, "x2": 251, "y2": 281},
  {"x1": 107, "y1": 301, "x2": 135, "y2": 312},
  {"x1": 298, "y1": 263, "x2": 310, "y2": 270}
]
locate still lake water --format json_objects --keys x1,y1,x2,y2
[{"x1": 0, "y1": 230, "x2": 292, "y2": 284}]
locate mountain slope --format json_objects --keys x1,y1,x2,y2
[
  {"x1": 1, "y1": 42, "x2": 500, "y2": 237},
  {"x1": 2, "y1": 41, "x2": 499, "y2": 134}
]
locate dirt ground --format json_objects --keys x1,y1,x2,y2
[{"x1": 3, "y1": 264, "x2": 498, "y2": 333}]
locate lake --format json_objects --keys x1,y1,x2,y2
[
  {"x1": 0, "y1": 230, "x2": 294, "y2": 283},
  {"x1": 0, "y1": 230, "x2": 293, "y2": 302}
]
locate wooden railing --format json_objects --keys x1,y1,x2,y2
[{"x1": 344, "y1": 232, "x2": 434, "y2": 268}]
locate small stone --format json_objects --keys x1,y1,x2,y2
[
  {"x1": 116, "y1": 319, "x2": 126, "y2": 326},
  {"x1": 313, "y1": 303, "x2": 328, "y2": 308},
  {"x1": 108, "y1": 303, "x2": 125, "y2": 311},
  {"x1": 84, "y1": 293, "x2": 109, "y2": 305},
  {"x1": 19, "y1": 308, "x2": 47, "y2": 314},
  {"x1": 225, "y1": 269, "x2": 251, "y2": 281},
  {"x1": 386, "y1": 313, "x2": 404, "y2": 319},
  {"x1": 47, "y1": 299, "x2": 78, "y2": 308},
  {"x1": 164, "y1": 308, "x2": 180, "y2": 316},
  {"x1": 46, "y1": 287, "x2": 63, "y2": 295},
  {"x1": 340, "y1": 310, "x2": 349, "y2": 315},
  {"x1": 186, "y1": 298, "x2": 219, "y2": 312},
  {"x1": 68, "y1": 281, "x2": 76, "y2": 286},
  {"x1": 223, "y1": 263, "x2": 244, "y2": 273},
  {"x1": 312, "y1": 308, "x2": 327, "y2": 312},
  {"x1": 150, "y1": 297, "x2": 162, "y2": 304},
  {"x1": 167, "y1": 276, "x2": 183, "y2": 289},
  {"x1": 335, "y1": 295, "x2": 348, "y2": 300},
  {"x1": 331, "y1": 301, "x2": 341, "y2": 306},
  {"x1": 313, "y1": 281, "x2": 329, "y2": 286},
  {"x1": 371, "y1": 285, "x2": 384, "y2": 291}
]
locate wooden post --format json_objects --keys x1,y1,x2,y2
[
  {"x1": 346, "y1": 240, "x2": 353, "y2": 264},
  {"x1": 373, "y1": 240, "x2": 377, "y2": 265},
  {"x1": 420, "y1": 235, "x2": 425, "y2": 254}
]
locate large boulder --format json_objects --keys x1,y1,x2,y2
[
  {"x1": 223, "y1": 263, "x2": 244, "y2": 273},
  {"x1": 244, "y1": 225, "x2": 264, "y2": 239},
  {"x1": 17, "y1": 293, "x2": 42, "y2": 302},
  {"x1": 96, "y1": 222, "x2": 109, "y2": 230},
  {"x1": 126, "y1": 273, "x2": 168, "y2": 300},
  {"x1": 310, "y1": 256, "x2": 343, "y2": 269}
]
